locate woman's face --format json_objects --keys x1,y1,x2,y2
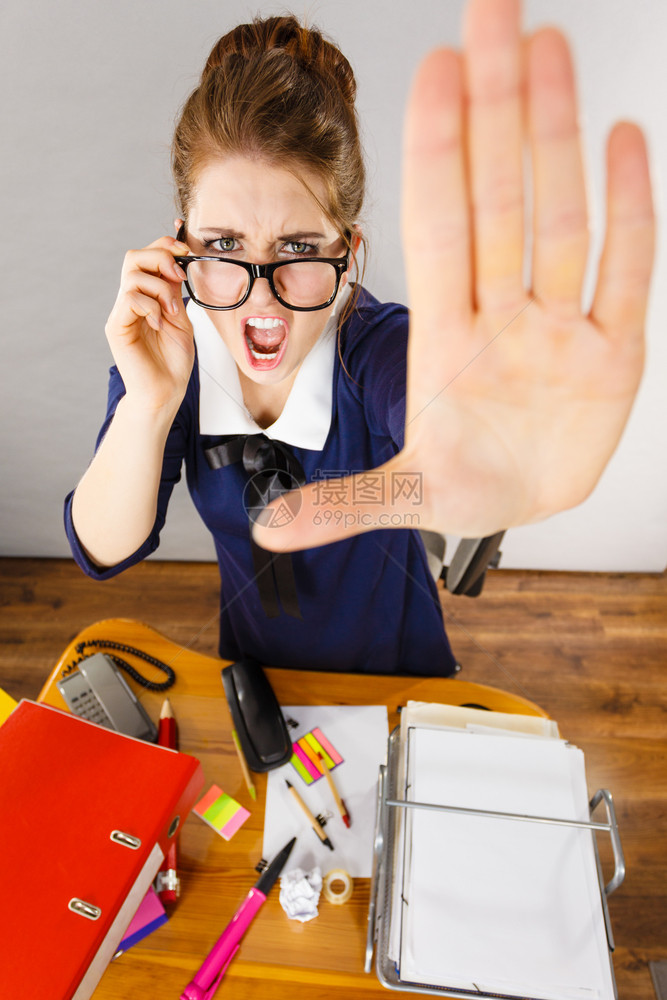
[{"x1": 185, "y1": 156, "x2": 352, "y2": 390}]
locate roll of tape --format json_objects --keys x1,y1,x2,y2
[{"x1": 322, "y1": 868, "x2": 353, "y2": 905}]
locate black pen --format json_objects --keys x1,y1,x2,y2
[{"x1": 285, "y1": 779, "x2": 334, "y2": 850}]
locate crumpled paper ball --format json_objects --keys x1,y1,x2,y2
[{"x1": 279, "y1": 866, "x2": 323, "y2": 922}]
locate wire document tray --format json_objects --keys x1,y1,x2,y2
[{"x1": 365, "y1": 727, "x2": 626, "y2": 999}]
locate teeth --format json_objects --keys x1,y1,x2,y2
[
  {"x1": 245, "y1": 333, "x2": 280, "y2": 361},
  {"x1": 246, "y1": 317, "x2": 283, "y2": 330},
  {"x1": 244, "y1": 316, "x2": 285, "y2": 363}
]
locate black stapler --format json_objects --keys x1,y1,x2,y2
[{"x1": 221, "y1": 658, "x2": 293, "y2": 772}]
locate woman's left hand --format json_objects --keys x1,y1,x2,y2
[{"x1": 253, "y1": 0, "x2": 655, "y2": 553}]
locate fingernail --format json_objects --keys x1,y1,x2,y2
[
  {"x1": 174, "y1": 265, "x2": 187, "y2": 280},
  {"x1": 170, "y1": 298, "x2": 180, "y2": 314}
]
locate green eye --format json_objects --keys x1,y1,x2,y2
[
  {"x1": 284, "y1": 241, "x2": 317, "y2": 255},
  {"x1": 219, "y1": 237, "x2": 236, "y2": 252}
]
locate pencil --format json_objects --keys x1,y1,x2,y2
[
  {"x1": 317, "y1": 752, "x2": 351, "y2": 828},
  {"x1": 231, "y1": 729, "x2": 257, "y2": 801},
  {"x1": 285, "y1": 779, "x2": 334, "y2": 850}
]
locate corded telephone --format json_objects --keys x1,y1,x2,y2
[{"x1": 57, "y1": 652, "x2": 158, "y2": 742}]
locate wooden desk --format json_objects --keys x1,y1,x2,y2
[{"x1": 38, "y1": 619, "x2": 548, "y2": 999}]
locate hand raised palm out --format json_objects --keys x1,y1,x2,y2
[{"x1": 254, "y1": 0, "x2": 654, "y2": 553}]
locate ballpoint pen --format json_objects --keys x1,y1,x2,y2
[
  {"x1": 317, "y1": 751, "x2": 351, "y2": 828},
  {"x1": 285, "y1": 779, "x2": 334, "y2": 850},
  {"x1": 179, "y1": 836, "x2": 296, "y2": 1000},
  {"x1": 155, "y1": 698, "x2": 180, "y2": 904}
]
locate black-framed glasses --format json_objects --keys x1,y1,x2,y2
[{"x1": 174, "y1": 226, "x2": 350, "y2": 312}]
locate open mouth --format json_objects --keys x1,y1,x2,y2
[{"x1": 243, "y1": 316, "x2": 288, "y2": 369}]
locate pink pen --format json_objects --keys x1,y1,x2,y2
[{"x1": 180, "y1": 837, "x2": 296, "y2": 1000}]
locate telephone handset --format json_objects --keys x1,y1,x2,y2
[{"x1": 57, "y1": 652, "x2": 158, "y2": 742}]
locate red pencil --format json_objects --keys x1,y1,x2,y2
[{"x1": 155, "y1": 698, "x2": 180, "y2": 904}]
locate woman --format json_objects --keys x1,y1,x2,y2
[{"x1": 65, "y1": 1, "x2": 654, "y2": 675}]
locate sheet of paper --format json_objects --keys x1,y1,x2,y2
[
  {"x1": 388, "y1": 702, "x2": 561, "y2": 963},
  {"x1": 263, "y1": 704, "x2": 388, "y2": 877},
  {"x1": 397, "y1": 727, "x2": 615, "y2": 1000},
  {"x1": 400, "y1": 700, "x2": 561, "y2": 738}
]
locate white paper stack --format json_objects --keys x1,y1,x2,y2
[{"x1": 387, "y1": 711, "x2": 616, "y2": 1000}]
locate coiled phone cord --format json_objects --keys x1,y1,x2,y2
[{"x1": 70, "y1": 638, "x2": 176, "y2": 691}]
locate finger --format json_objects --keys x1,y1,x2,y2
[
  {"x1": 145, "y1": 234, "x2": 190, "y2": 254},
  {"x1": 591, "y1": 122, "x2": 655, "y2": 339},
  {"x1": 122, "y1": 244, "x2": 189, "y2": 284},
  {"x1": 112, "y1": 286, "x2": 191, "y2": 339},
  {"x1": 527, "y1": 28, "x2": 588, "y2": 316},
  {"x1": 251, "y1": 462, "x2": 426, "y2": 553},
  {"x1": 122, "y1": 290, "x2": 169, "y2": 333},
  {"x1": 403, "y1": 47, "x2": 471, "y2": 327},
  {"x1": 122, "y1": 271, "x2": 184, "y2": 320},
  {"x1": 464, "y1": 0, "x2": 525, "y2": 311}
]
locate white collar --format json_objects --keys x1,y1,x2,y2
[{"x1": 188, "y1": 284, "x2": 350, "y2": 451}]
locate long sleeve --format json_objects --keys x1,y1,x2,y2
[{"x1": 63, "y1": 365, "x2": 192, "y2": 580}]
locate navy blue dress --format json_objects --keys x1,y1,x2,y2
[{"x1": 64, "y1": 287, "x2": 457, "y2": 676}]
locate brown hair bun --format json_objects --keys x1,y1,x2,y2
[{"x1": 201, "y1": 16, "x2": 357, "y2": 109}]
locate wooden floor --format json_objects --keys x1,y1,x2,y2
[{"x1": 1, "y1": 556, "x2": 665, "y2": 999}]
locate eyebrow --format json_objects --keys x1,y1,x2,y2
[{"x1": 196, "y1": 227, "x2": 328, "y2": 241}]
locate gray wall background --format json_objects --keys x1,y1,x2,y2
[{"x1": 1, "y1": 0, "x2": 665, "y2": 571}]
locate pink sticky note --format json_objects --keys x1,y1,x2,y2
[
  {"x1": 311, "y1": 727, "x2": 343, "y2": 765},
  {"x1": 194, "y1": 784, "x2": 250, "y2": 841}
]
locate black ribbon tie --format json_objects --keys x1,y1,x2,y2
[{"x1": 204, "y1": 434, "x2": 306, "y2": 619}]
